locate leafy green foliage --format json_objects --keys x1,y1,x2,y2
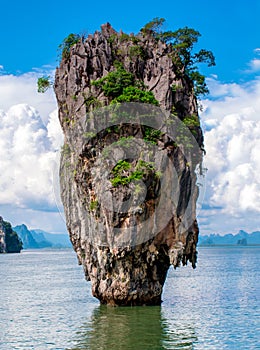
[
  {"x1": 112, "y1": 160, "x2": 131, "y2": 175},
  {"x1": 92, "y1": 63, "x2": 135, "y2": 98},
  {"x1": 113, "y1": 86, "x2": 159, "y2": 105},
  {"x1": 183, "y1": 114, "x2": 200, "y2": 127},
  {"x1": 141, "y1": 18, "x2": 216, "y2": 97},
  {"x1": 130, "y1": 36, "x2": 140, "y2": 45},
  {"x1": 110, "y1": 159, "x2": 156, "y2": 187},
  {"x1": 119, "y1": 33, "x2": 130, "y2": 42},
  {"x1": 113, "y1": 136, "x2": 135, "y2": 148},
  {"x1": 92, "y1": 63, "x2": 159, "y2": 105},
  {"x1": 90, "y1": 200, "x2": 99, "y2": 211},
  {"x1": 111, "y1": 160, "x2": 132, "y2": 186},
  {"x1": 129, "y1": 45, "x2": 146, "y2": 59},
  {"x1": 170, "y1": 27, "x2": 215, "y2": 96},
  {"x1": 59, "y1": 33, "x2": 80, "y2": 60},
  {"x1": 169, "y1": 27, "x2": 215, "y2": 78},
  {"x1": 84, "y1": 94, "x2": 102, "y2": 110},
  {"x1": 189, "y1": 71, "x2": 209, "y2": 96},
  {"x1": 143, "y1": 127, "x2": 163, "y2": 144},
  {"x1": 193, "y1": 49, "x2": 215, "y2": 67},
  {"x1": 107, "y1": 34, "x2": 118, "y2": 44},
  {"x1": 37, "y1": 76, "x2": 52, "y2": 93},
  {"x1": 140, "y1": 17, "x2": 166, "y2": 36},
  {"x1": 3, "y1": 221, "x2": 23, "y2": 253}
]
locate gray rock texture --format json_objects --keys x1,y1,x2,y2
[{"x1": 55, "y1": 23, "x2": 204, "y2": 305}]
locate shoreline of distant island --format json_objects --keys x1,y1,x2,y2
[
  {"x1": 13, "y1": 225, "x2": 260, "y2": 249},
  {"x1": 13, "y1": 224, "x2": 72, "y2": 249},
  {"x1": 1, "y1": 217, "x2": 260, "y2": 252},
  {"x1": 198, "y1": 230, "x2": 260, "y2": 246}
]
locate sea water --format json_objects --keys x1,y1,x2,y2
[{"x1": 0, "y1": 246, "x2": 259, "y2": 349}]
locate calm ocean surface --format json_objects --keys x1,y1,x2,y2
[{"x1": 0, "y1": 247, "x2": 259, "y2": 349}]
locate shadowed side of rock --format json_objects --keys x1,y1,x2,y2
[{"x1": 0, "y1": 216, "x2": 23, "y2": 253}]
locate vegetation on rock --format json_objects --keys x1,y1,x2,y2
[
  {"x1": 112, "y1": 86, "x2": 159, "y2": 105},
  {"x1": 92, "y1": 62, "x2": 135, "y2": 98},
  {"x1": 59, "y1": 33, "x2": 80, "y2": 60},
  {"x1": 37, "y1": 76, "x2": 52, "y2": 93},
  {"x1": 141, "y1": 17, "x2": 215, "y2": 96},
  {"x1": 39, "y1": 18, "x2": 215, "y2": 100},
  {"x1": 37, "y1": 33, "x2": 80, "y2": 93},
  {"x1": 54, "y1": 19, "x2": 213, "y2": 305},
  {"x1": 91, "y1": 61, "x2": 159, "y2": 107},
  {"x1": 110, "y1": 159, "x2": 156, "y2": 187}
]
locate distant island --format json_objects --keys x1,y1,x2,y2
[
  {"x1": 1, "y1": 214, "x2": 259, "y2": 254},
  {"x1": 0, "y1": 214, "x2": 72, "y2": 253},
  {"x1": 14, "y1": 227, "x2": 259, "y2": 249},
  {"x1": 13, "y1": 224, "x2": 72, "y2": 249},
  {"x1": 198, "y1": 230, "x2": 260, "y2": 246}
]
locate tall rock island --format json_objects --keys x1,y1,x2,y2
[{"x1": 54, "y1": 21, "x2": 208, "y2": 305}]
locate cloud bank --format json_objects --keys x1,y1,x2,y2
[
  {"x1": 0, "y1": 103, "x2": 64, "y2": 231},
  {"x1": 0, "y1": 68, "x2": 259, "y2": 235},
  {"x1": 0, "y1": 70, "x2": 66, "y2": 232},
  {"x1": 200, "y1": 76, "x2": 260, "y2": 234},
  {"x1": 0, "y1": 71, "x2": 56, "y2": 123}
]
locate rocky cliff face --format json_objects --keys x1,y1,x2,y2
[
  {"x1": 0, "y1": 216, "x2": 23, "y2": 253},
  {"x1": 55, "y1": 24, "x2": 204, "y2": 305}
]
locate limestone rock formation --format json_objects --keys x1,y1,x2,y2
[
  {"x1": 55, "y1": 23, "x2": 204, "y2": 305},
  {"x1": 0, "y1": 216, "x2": 23, "y2": 253}
]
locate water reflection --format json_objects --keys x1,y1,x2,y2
[{"x1": 68, "y1": 305, "x2": 197, "y2": 349}]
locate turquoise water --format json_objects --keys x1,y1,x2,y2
[{"x1": 0, "y1": 247, "x2": 259, "y2": 349}]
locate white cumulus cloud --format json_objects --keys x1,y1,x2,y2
[
  {"x1": 0, "y1": 70, "x2": 66, "y2": 232},
  {"x1": 200, "y1": 76, "x2": 260, "y2": 234},
  {"x1": 0, "y1": 103, "x2": 63, "y2": 214},
  {"x1": 0, "y1": 71, "x2": 56, "y2": 123},
  {"x1": 248, "y1": 58, "x2": 260, "y2": 72}
]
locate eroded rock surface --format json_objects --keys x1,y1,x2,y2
[{"x1": 55, "y1": 23, "x2": 204, "y2": 305}]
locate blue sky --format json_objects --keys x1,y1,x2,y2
[
  {"x1": 0, "y1": 0, "x2": 259, "y2": 81},
  {"x1": 0, "y1": 0, "x2": 259, "y2": 235}
]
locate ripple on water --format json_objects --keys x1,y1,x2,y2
[{"x1": 0, "y1": 247, "x2": 259, "y2": 349}]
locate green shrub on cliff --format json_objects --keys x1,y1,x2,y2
[
  {"x1": 140, "y1": 17, "x2": 166, "y2": 36},
  {"x1": 143, "y1": 127, "x2": 163, "y2": 144},
  {"x1": 113, "y1": 86, "x2": 159, "y2": 105},
  {"x1": 183, "y1": 114, "x2": 200, "y2": 127},
  {"x1": 59, "y1": 33, "x2": 80, "y2": 60},
  {"x1": 141, "y1": 18, "x2": 215, "y2": 97},
  {"x1": 92, "y1": 63, "x2": 135, "y2": 98},
  {"x1": 39, "y1": 19, "x2": 214, "y2": 100},
  {"x1": 37, "y1": 76, "x2": 52, "y2": 93},
  {"x1": 92, "y1": 63, "x2": 159, "y2": 105},
  {"x1": 110, "y1": 159, "x2": 156, "y2": 187}
]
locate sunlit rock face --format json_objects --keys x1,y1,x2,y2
[{"x1": 55, "y1": 23, "x2": 204, "y2": 305}]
